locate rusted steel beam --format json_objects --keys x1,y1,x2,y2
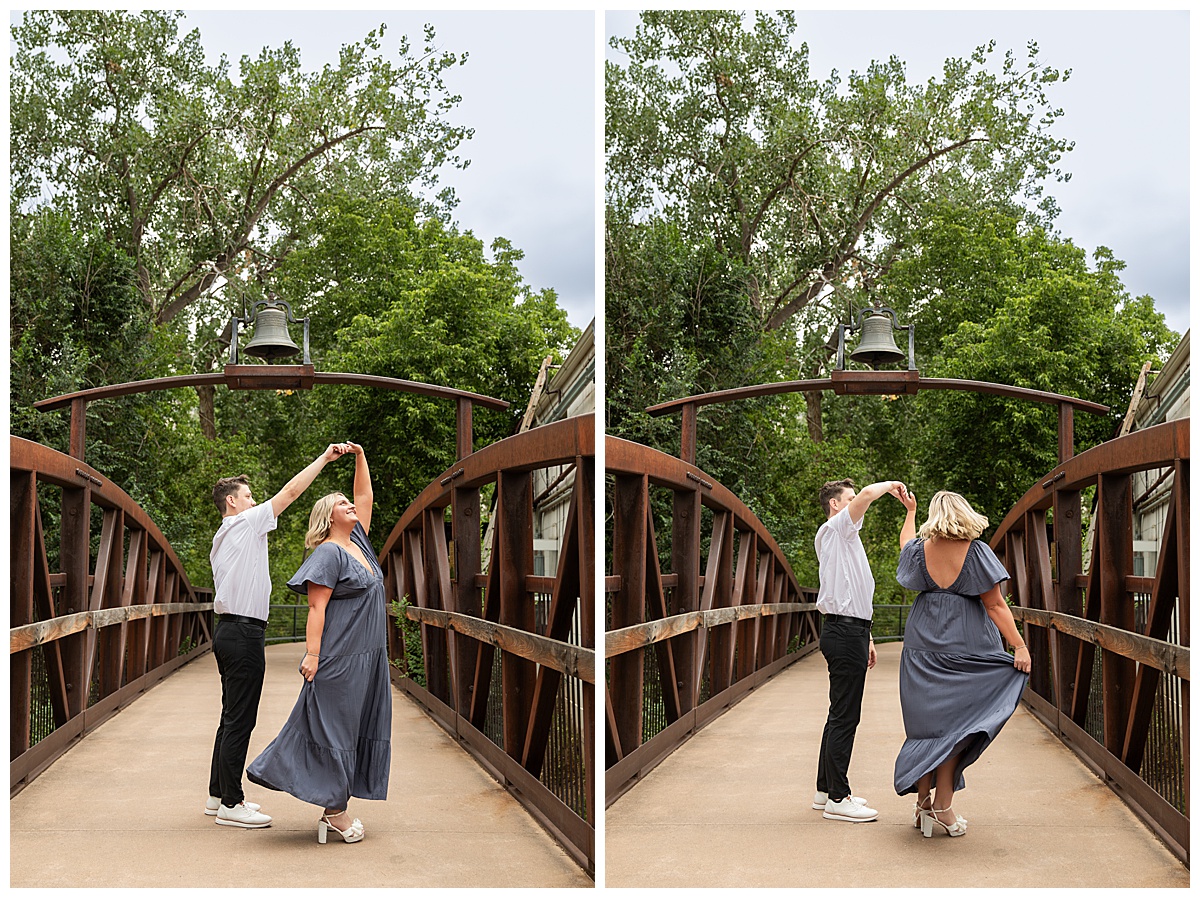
[
  {"x1": 607, "y1": 437, "x2": 800, "y2": 588},
  {"x1": 577, "y1": 458, "x2": 597, "y2": 828},
  {"x1": 59, "y1": 482, "x2": 90, "y2": 720},
  {"x1": 671, "y1": 486, "x2": 701, "y2": 716},
  {"x1": 1052, "y1": 488, "x2": 1084, "y2": 716},
  {"x1": 404, "y1": 607, "x2": 594, "y2": 684},
  {"x1": 456, "y1": 397, "x2": 474, "y2": 460},
  {"x1": 609, "y1": 473, "x2": 647, "y2": 762},
  {"x1": 644, "y1": 499, "x2": 682, "y2": 724},
  {"x1": 33, "y1": 370, "x2": 508, "y2": 412},
  {"x1": 451, "y1": 483, "x2": 482, "y2": 716},
  {"x1": 380, "y1": 415, "x2": 594, "y2": 556},
  {"x1": 1122, "y1": 480, "x2": 1182, "y2": 769},
  {"x1": 521, "y1": 473, "x2": 587, "y2": 776},
  {"x1": 425, "y1": 506, "x2": 454, "y2": 705},
  {"x1": 646, "y1": 376, "x2": 1108, "y2": 419},
  {"x1": 11, "y1": 439, "x2": 204, "y2": 593},
  {"x1": 498, "y1": 469, "x2": 536, "y2": 763},
  {"x1": 733, "y1": 532, "x2": 759, "y2": 683},
  {"x1": 1098, "y1": 473, "x2": 1137, "y2": 755},
  {"x1": 11, "y1": 471, "x2": 36, "y2": 759},
  {"x1": 706, "y1": 511, "x2": 735, "y2": 696},
  {"x1": 991, "y1": 420, "x2": 1189, "y2": 538},
  {"x1": 1012, "y1": 607, "x2": 1188, "y2": 680},
  {"x1": 1058, "y1": 403, "x2": 1075, "y2": 463},
  {"x1": 468, "y1": 525, "x2": 502, "y2": 731},
  {"x1": 680, "y1": 402, "x2": 697, "y2": 465}
]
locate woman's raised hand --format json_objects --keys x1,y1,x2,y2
[{"x1": 899, "y1": 484, "x2": 917, "y2": 512}]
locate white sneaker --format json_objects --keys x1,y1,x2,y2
[
  {"x1": 822, "y1": 796, "x2": 878, "y2": 822},
  {"x1": 206, "y1": 796, "x2": 260, "y2": 816},
  {"x1": 215, "y1": 801, "x2": 272, "y2": 828},
  {"x1": 812, "y1": 790, "x2": 868, "y2": 810}
]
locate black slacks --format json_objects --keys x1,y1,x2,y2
[
  {"x1": 209, "y1": 618, "x2": 267, "y2": 807},
  {"x1": 816, "y1": 616, "x2": 870, "y2": 801}
]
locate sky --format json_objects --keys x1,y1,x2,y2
[
  {"x1": 177, "y1": 10, "x2": 597, "y2": 330},
  {"x1": 606, "y1": 9, "x2": 1191, "y2": 340}
]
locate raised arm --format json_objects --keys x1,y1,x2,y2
[
  {"x1": 899, "y1": 485, "x2": 917, "y2": 547},
  {"x1": 270, "y1": 443, "x2": 349, "y2": 518},
  {"x1": 348, "y1": 442, "x2": 373, "y2": 535},
  {"x1": 846, "y1": 480, "x2": 907, "y2": 524}
]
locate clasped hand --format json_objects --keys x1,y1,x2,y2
[{"x1": 300, "y1": 652, "x2": 319, "y2": 681}]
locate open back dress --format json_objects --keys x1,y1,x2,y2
[
  {"x1": 247, "y1": 522, "x2": 391, "y2": 809},
  {"x1": 893, "y1": 537, "x2": 1028, "y2": 796}
]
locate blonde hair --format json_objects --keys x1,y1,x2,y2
[
  {"x1": 305, "y1": 492, "x2": 346, "y2": 548},
  {"x1": 918, "y1": 490, "x2": 989, "y2": 541}
]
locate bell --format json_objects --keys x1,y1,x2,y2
[
  {"x1": 243, "y1": 307, "x2": 301, "y2": 360},
  {"x1": 848, "y1": 312, "x2": 906, "y2": 369}
]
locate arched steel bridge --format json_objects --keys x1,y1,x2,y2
[{"x1": 11, "y1": 364, "x2": 595, "y2": 885}]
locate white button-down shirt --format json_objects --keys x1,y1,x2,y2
[
  {"x1": 211, "y1": 501, "x2": 278, "y2": 621},
  {"x1": 814, "y1": 507, "x2": 875, "y2": 620}
]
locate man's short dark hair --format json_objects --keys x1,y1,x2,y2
[
  {"x1": 819, "y1": 478, "x2": 855, "y2": 517},
  {"x1": 213, "y1": 475, "x2": 251, "y2": 514}
]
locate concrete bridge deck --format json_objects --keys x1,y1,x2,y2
[
  {"x1": 10, "y1": 642, "x2": 590, "y2": 888},
  {"x1": 605, "y1": 642, "x2": 1188, "y2": 888}
]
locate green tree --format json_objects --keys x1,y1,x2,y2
[
  {"x1": 822, "y1": 202, "x2": 1178, "y2": 529},
  {"x1": 607, "y1": 10, "x2": 1072, "y2": 333},
  {"x1": 11, "y1": 10, "x2": 470, "y2": 325},
  {"x1": 241, "y1": 195, "x2": 579, "y2": 567}
]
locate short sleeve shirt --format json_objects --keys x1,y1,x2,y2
[
  {"x1": 211, "y1": 501, "x2": 278, "y2": 621},
  {"x1": 814, "y1": 507, "x2": 875, "y2": 620}
]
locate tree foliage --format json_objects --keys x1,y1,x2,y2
[
  {"x1": 11, "y1": 9, "x2": 470, "y2": 325},
  {"x1": 605, "y1": 14, "x2": 1178, "y2": 600},
  {"x1": 10, "y1": 17, "x2": 578, "y2": 599},
  {"x1": 607, "y1": 10, "x2": 1073, "y2": 332}
]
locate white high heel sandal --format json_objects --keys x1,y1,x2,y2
[
  {"x1": 921, "y1": 806, "x2": 967, "y2": 838},
  {"x1": 912, "y1": 794, "x2": 932, "y2": 829},
  {"x1": 318, "y1": 812, "x2": 365, "y2": 844}
]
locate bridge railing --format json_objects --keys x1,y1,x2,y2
[
  {"x1": 377, "y1": 415, "x2": 595, "y2": 874},
  {"x1": 605, "y1": 437, "x2": 821, "y2": 805},
  {"x1": 10, "y1": 437, "x2": 214, "y2": 793},
  {"x1": 990, "y1": 418, "x2": 1189, "y2": 863}
]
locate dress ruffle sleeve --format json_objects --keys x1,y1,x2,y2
[
  {"x1": 958, "y1": 541, "x2": 1010, "y2": 596},
  {"x1": 896, "y1": 538, "x2": 927, "y2": 592},
  {"x1": 286, "y1": 543, "x2": 345, "y2": 595}
]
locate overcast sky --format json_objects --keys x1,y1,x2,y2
[
  {"x1": 607, "y1": 9, "x2": 1190, "y2": 340},
  {"x1": 178, "y1": 10, "x2": 597, "y2": 330}
]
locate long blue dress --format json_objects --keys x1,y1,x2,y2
[
  {"x1": 247, "y1": 522, "x2": 391, "y2": 809},
  {"x1": 893, "y1": 538, "x2": 1027, "y2": 796}
]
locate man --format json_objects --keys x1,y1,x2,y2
[
  {"x1": 207, "y1": 443, "x2": 350, "y2": 828},
  {"x1": 813, "y1": 477, "x2": 907, "y2": 823}
]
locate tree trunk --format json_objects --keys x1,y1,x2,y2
[
  {"x1": 197, "y1": 385, "x2": 217, "y2": 440},
  {"x1": 804, "y1": 390, "x2": 823, "y2": 443}
]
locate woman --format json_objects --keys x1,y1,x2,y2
[
  {"x1": 247, "y1": 442, "x2": 391, "y2": 844},
  {"x1": 893, "y1": 488, "x2": 1031, "y2": 838}
]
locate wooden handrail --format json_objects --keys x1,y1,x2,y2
[
  {"x1": 1011, "y1": 607, "x2": 1188, "y2": 680},
  {"x1": 405, "y1": 607, "x2": 594, "y2": 683},
  {"x1": 11, "y1": 603, "x2": 213, "y2": 653},
  {"x1": 605, "y1": 602, "x2": 817, "y2": 658}
]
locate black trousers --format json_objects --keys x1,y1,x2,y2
[
  {"x1": 816, "y1": 617, "x2": 870, "y2": 801},
  {"x1": 209, "y1": 619, "x2": 267, "y2": 807}
]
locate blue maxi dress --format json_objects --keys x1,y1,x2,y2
[
  {"x1": 247, "y1": 522, "x2": 391, "y2": 809},
  {"x1": 893, "y1": 538, "x2": 1028, "y2": 796}
]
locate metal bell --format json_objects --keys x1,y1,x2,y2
[
  {"x1": 243, "y1": 307, "x2": 301, "y2": 360},
  {"x1": 848, "y1": 312, "x2": 906, "y2": 369}
]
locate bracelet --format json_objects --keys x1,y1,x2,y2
[
  {"x1": 305, "y1": 652, "x2": 319, "y2": 658},
  {"x1": 1013, "y1": 644, "x2": 1028, "y2": 651}
]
